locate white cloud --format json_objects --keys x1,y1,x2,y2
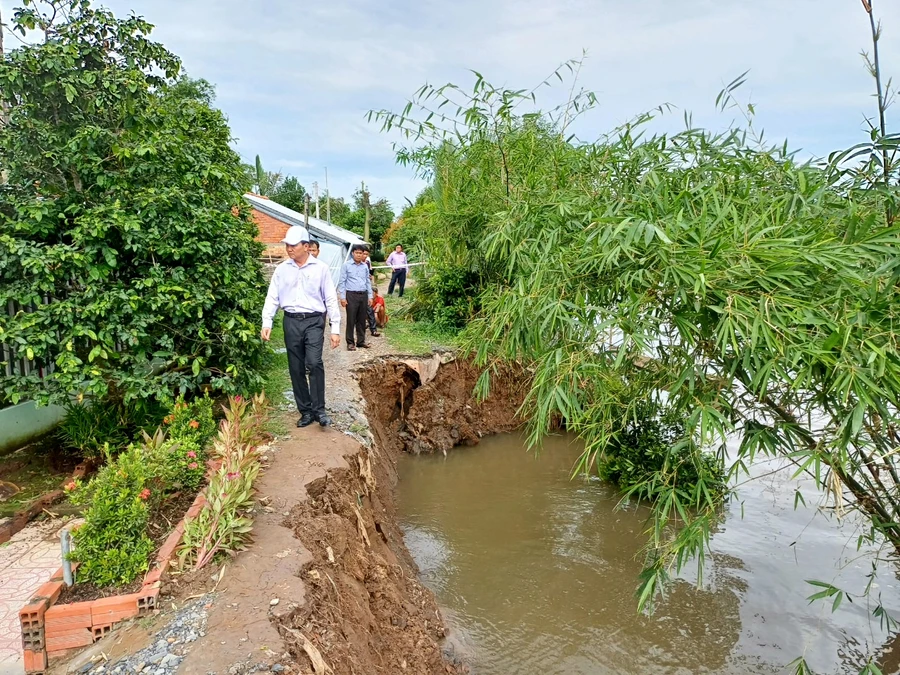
[{"x1": 2, "y1": 0, "x2": 898, "y2": 209}]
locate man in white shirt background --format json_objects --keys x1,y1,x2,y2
[{"x1": 261, "y1": 226, "x2": 341, "y2": 428}]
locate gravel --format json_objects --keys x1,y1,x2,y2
[{"x1": 78, "y1": 596, "x2": 211, "y2": 675}]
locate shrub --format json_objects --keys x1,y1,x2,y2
[
  {"x1": 58, "y1": 402, "x2": 130, "y2": 459},
  {"x1": 69, "y1": 445, "x2": 154, "y2": 587},
  {"x1": 163, "y1": 394, "x2": 217, "y2": 448},
  {"x1": 67, "y1": 394, "x2": 218, "y2": 586},
  {"x1": 0, "y1": 2, "x2": 268, "y2": 411},
  {"x1": 406, "y1": 264, "x2": 480, "y2": 330},
  {"x1": 597, "y1": 402, "x2": 725, "y2": 498},
  {"x1": 59, "y1": 398, "x2": 167, "y2": 458}
]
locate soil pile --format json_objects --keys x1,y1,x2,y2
[
  {"x1": 278, "y1": 354, "x2": 527, "y2": 674},
  {"x1": 358, "y1": 354, "x2": 527, "y2": 456},
  {"x1": 284, "y1": 450, "x2": 453, "y2": 674}
]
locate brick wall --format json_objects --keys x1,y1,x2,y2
[
  {"x1": 252, "y1": 208, "x2": 290, "y2": 245},
  {"x1": 249, "y1": 205, "x2": 288, "y2": 260}
]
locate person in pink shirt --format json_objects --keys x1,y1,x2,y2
[{"x1": 386, "y1": 244, "x2": 408, "y2": 297}]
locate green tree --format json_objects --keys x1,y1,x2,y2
[
  {"x1": 324, "y1": 188, "x2": 394, "y2": 245},
  {"x1": 0, "y1": 0, "x2": 268, "y2": 408},
  {"x1": 270, "y1": 176, "x2": 308, "y2": 213},
  {"x1": 373, "y1": 56, "x2": 900, "y2": 671},
  {"x1": 247, "y1": 155, "x2": 282, "y2": 197},
  {"x1": 325, "y1": 195, "x2": 351, "y2": 226}
]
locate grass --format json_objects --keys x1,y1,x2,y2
[
  {"x1": 0, "y1": 440, "x2": 74, "y2": 517},
  {"x1": 381, "y1": 293, "x2": 458, "y2": 355},
  {"x1": 262, "y1": 311, "x2": 291, "y2": 436}
]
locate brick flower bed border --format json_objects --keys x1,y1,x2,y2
[
  {"x1": 0, "y1": 461, "x2": 94, "y2": 546},
  {"x1": 18, "y1": 489, "x2": 208, "y2": 673}
]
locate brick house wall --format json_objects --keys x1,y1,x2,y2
[{"x1": 247, "y1": 196, "x2": 289, "y2": 258}]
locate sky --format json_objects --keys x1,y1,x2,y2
[{"x1": 3, "y1": 0, "x2": 899, "y2": 212}]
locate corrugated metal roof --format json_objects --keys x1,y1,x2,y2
[{"x1": 244, "y1": 193, "x2": 365, "y2": 246}]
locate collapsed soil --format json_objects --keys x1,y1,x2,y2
[
  {"x1": 274, "y1": 354, "x2": 527, "y2": 674},
  {"x1": 358, "y1": 355, "x2": 528, "y2": 456}
]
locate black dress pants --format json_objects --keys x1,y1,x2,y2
[
  {"x1": 284, "y1": 313, "x2": 326, "y2": 418},
  {"x1": 388, "y1": 268, "x2": 407, "y2": 296},
  {"x1": 345, "y1": 291, "x2": 368, "y2": 347}
]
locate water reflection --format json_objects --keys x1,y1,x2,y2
[{"x1": 397, "y1": 433, "x2": 900, "y2": 674}]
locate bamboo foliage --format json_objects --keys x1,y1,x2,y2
[{"x1": 371, "y1": 47, "x2": 900, "y2": 645}]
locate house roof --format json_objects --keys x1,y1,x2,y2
[{"x1": 244, "y1": 193, "x2": 365, "y2": 246}]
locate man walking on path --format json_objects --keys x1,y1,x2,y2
[
  {"x1": 339, "y1": 244, "x2": 373, "y2": 351},
  {"x1": 386, "y1": 244, "x2": 408, "y2": 297},
  {"x1": 261, "y1": 226, "x2": 341, "y2": 428}
]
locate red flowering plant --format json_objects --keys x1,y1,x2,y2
[
  {"x1": 68, "y1": 444, "x2": 154, "y2": 586},
  {"x1": 178, "y1": 394, "x2": 269, "y2": 570}
]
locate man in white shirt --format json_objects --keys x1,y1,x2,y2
[{"x1": 261, "y1": 226, "x2": 341, "y2": 428}]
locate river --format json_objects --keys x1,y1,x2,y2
[{"x1": 397, "y1": 432, "x2": 900, "y2": 674}]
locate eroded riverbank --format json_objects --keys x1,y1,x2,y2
[{"x1": 265, "y1": 352, "x2": 528, "y2": 674}]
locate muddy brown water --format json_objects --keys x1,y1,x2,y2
[{"x1": 397, "y1": 432, "x2": 900, "y2": 675}]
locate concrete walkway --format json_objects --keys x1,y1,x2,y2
[{"x1": 0, "y1": 518, "x2": 70, "y2": 675}]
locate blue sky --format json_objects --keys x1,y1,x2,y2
[{"x1": 4, "y1": 0, "x2": 899, "y2": 211}]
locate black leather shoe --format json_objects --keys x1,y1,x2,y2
[
  {"x1": 297, "y1": 414, "x2": 316, "y2": 428},
  {"x1": 318, "y1": 414, "x2": 332, "y2": 428}
]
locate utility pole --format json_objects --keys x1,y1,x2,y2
[
  {"x1": 313, "y1": 181, "x2": 320, "y2": 219},
  {"x1": 325, "y1": 167, "x2": 331, "y2": 224},
  {"x1": 361, "y1": 180, "x2": 371, "y2": 243},
  {"x1": 304, "y1": 194, "x2": 310, "y2": 228}
]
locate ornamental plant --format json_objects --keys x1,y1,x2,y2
[
  {"x1": 0, "y1": 0, "x2": 268, "y2": 412},
  {"x1": 68, "y1": 395, "x2": 219, "y2": 585},
  {"x1": 178, "y1": 393, "x2": 268, "y2": 570},
  {"x1": 69, "y1": 444, "x2": 154, "y2": 586}
]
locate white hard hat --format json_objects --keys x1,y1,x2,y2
[{"x1": 281, "y1": 225, "x2": 311, "y2": 246}]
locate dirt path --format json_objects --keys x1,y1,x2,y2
[
  {"x1": 48, "y1": 314, "x2": 438, "y2": 675},
  {"x1": 46, "y1": 303, "x2": 516, "y2": 675}
]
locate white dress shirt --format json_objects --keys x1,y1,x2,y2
[{"x1": 262, "y1": 255, "x2": 341, "y2": 335}]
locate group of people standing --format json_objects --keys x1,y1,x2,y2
[{"x1": 261, "y1": 225, "x2": 410, "y2": 428}]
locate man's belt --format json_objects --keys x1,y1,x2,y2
[{"x1": 284, "y1": 311, "x2": 324, "y2": 319}]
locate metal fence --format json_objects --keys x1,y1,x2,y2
[{"x1": 3, "y1": 299, "x2": 55, "y2": 382}]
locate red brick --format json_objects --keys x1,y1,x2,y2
[
  {"x1": 143, "y1": 566, "x2": 163, "y2": 586},
  {"x1": 91, "y1": 594, "x2": 139, "y2": 625},
  {"x1": 33, "y1": 581, "x2": 63, "y2": 606},
  {"x1": 50, "y1": 563, "x2": 79, "y2": 582},
  {"x1": 157, "y1": 527, "x2": 184, "y2": 564},
  {"x1": 185, "y1": 498, "x2": 205, "y2": 519},
  {"x1": 45, "y1": 603, "x2": 92, "y2": 633},
  {"x1": 250, "y1": 208, "x2": 290, "y2": 245},
  {"x1": 45, "y1": 628, "x2": 93, "y2": 652},
  {"x1": 23, "y1": 649, "x2": 46, "y2": 673},
  {"x1": 136, "y1": 586, "x2": 160, "y2": 615},
  {"x1": 20, "y1": 597, "x2": 50, "y2": 626},
  {"x1": 92, "y1": 624, "x2": 114, "y2": 641}
]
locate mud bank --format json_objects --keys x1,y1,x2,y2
[
  {"x1": 358, "y1": 353, "x2": 528, "y2": 456},
  {"x1": 277, "y1": 354, "x2": 526, "y2": 674}
]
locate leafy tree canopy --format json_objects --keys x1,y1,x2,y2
[
  {"x1": 270, "y1": 176, "x2": 307, "y2": 213},
  {"x1": 0, "y1": 0, "x2": 268, "y2": 407}
]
